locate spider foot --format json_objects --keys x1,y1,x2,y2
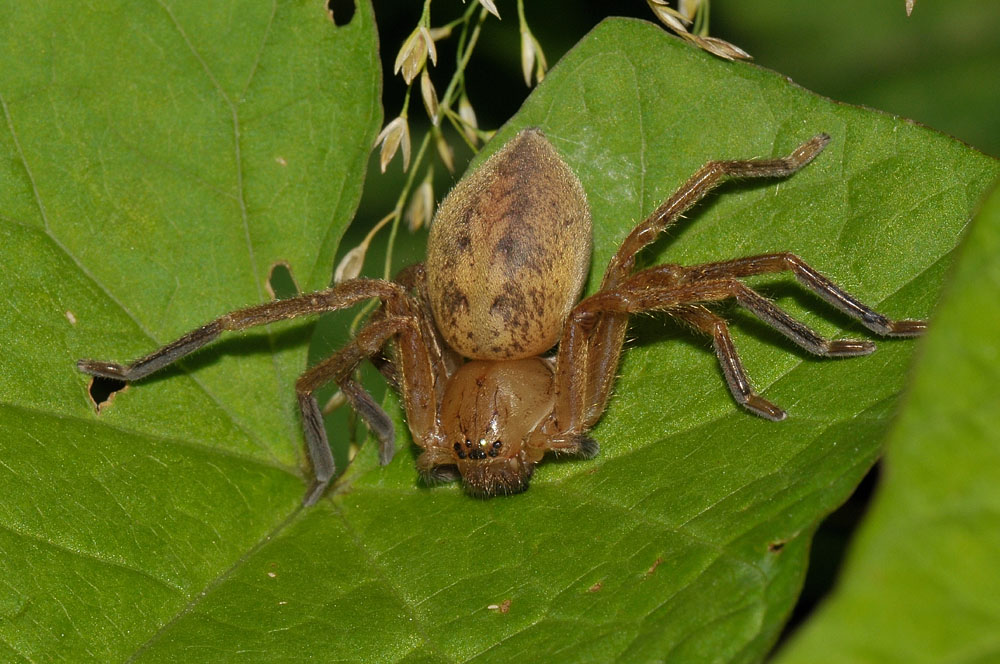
[
  {"x1": 546, "y1": 434, "x2": 601, "y2": 459},
  {"x1": 575, "y1": 435, "x2": 600, "y2": 459},
  {"x1": 884, "y1": 319, "x2": 927, "y2": 337},
  {"x1": 744, "y1": 395, "x2": 787, "y2": 422},
  {"x1": 378, "y1": 437, "x2": 397, "y2": 466},
  {"x1": 823, "y1": 339, "x2": 876, "y2": 357},
  {"x1": 302, "y1": 477, "x2": 331, "y2": 507},
  {"x1": 77, "y1": 359, "x2": 128, "y2": 380}
]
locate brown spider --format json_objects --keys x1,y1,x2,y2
[{"x1": 78, "y1": 128, "x2": 925, "y2": 505}]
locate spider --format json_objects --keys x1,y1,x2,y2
[{"x1": 78, "y1": 128, "x2": 926, "y2": 505}]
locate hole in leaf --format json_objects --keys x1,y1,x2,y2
[
  {"x1": 88, "y1": 376, "x2": 127, "y2": 411},
  {"x1": 327, "y1": 0, "x2": 355, "y2": 26},
  {"x1": 267, "y1": 262, "x2": 299, "y2": 300},
  {"x1": 768, "y1": 539, "x2": 787, "y2": 553}
]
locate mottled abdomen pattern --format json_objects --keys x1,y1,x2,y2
[{"x1": 427, "y1": 128, "x2": 593, "y2": 359}]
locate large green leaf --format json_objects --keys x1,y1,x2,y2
[
  {"x1": 1, "y1": 12, "x2": 996, "y2": 663},
  {"x1": 0, "y1": 0, "x2": 380, "y2": 659},
  {"x1": 773, "y1": 183, "x2": 1000, "y2": 663}
]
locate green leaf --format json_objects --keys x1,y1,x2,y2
[
  {"x1": 0, "y1": 0, "x2": 380, "y2": 659},
  {"x1": 772, "y1": 182, "x2": 1000, "y2": 663},
  {"x1": 1, "y1": 13, "x2": 996, "y2": 663}
]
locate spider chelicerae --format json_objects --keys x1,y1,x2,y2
[{"x1": 78, "y1": 128, "x2": 925, "y2": 505}]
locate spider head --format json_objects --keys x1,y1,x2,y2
[
  {"x1": 416, "y1": 434, "x2": 535, "y2": 497},
  {"x1": 453, "y1": 437, "x2": 534, "y2": 497}
]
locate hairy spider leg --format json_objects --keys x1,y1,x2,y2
[
  {"x1": 389, "y1": 264, "x2": 464, "y2": 388},
  {"x1": 294, "y1": 315, "x2": 429, "y2": 504},
  {"x1": 602, "y1": 134, "x2": 833, "y2": 288},
  {"x1": 671, "y1": 304, "x2": 787, "y2": 421},
  {"x1": 552, "y1": 134, "x2": 926, "y2": 434},
  {"x1": 552, "y1": 134, "x2": 832, "y2": 434},
  {"x1": 77, "y1": 278, "x2": 443, "y2": 505},
  {"x1": 676, "y1": 253, "x2": 926, "y2": 337},
  {"x1": 559, "y1": 253, "x2": 923, "y2": 422},
  {"x1": 339, "y1": 378, "x2": 395, "y2": 463}
]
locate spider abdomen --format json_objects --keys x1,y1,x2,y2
[{"x1": 427, "y1": 128, "x2": 592, "y2": 360}]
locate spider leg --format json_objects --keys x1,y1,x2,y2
[
  {"x1": 78, "y1": 277, "x2": 444, "y2": 505},
  {"x1": 554, "y1": 257, "x2": 924, "y2": 428},
  {"x1": 550, "y1": 136, "x2": 832, "y2": 433},
  {"x1": 677, "y1": 253, "x2": 926, "y2": 337},
  {"x1": 621, "y1": 265, "x2": 890, "y2": 356},
  {"x1": 368, "y1": 352, "x2": 400, "y2": 391},
  {"x1": 553, "y1": 282, "x2": 790, "y2": 426},
  {"x1": 601, "y1": 134, "x2": 830, "y2": 289},
  {"x1": 296, "y1": 316, "x2": 419, "y2": 506},
  {"x1": 340, "y1": 378, "x2": 395, "y2": 463},
  {"x1": 393, "y1": 263, "x2": 463, "y2": 383},
  {"x1": 360, "y1": 264, "x2": 460, "y2": 400},
  {"x1": 77, "y1": 279, "x2": 407, "y2": 381},
  {"x1": 671, "y1": 305, "x2": 787, "y2": 421}
]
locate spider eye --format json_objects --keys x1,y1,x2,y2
[{"x1": 455, "y1": 438, "x2": 505, "y2": 461}]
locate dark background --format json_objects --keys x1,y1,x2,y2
[{"x1": 367, "y1": 0, "x2": 1000, "y2": 157}]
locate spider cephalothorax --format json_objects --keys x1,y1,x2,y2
[
  {"x1": 420, "y1": 357, "x2": 557, "y2": 496},
  {"x1": 78, "y1": 128, "x2": 925, "y2": 505}
]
